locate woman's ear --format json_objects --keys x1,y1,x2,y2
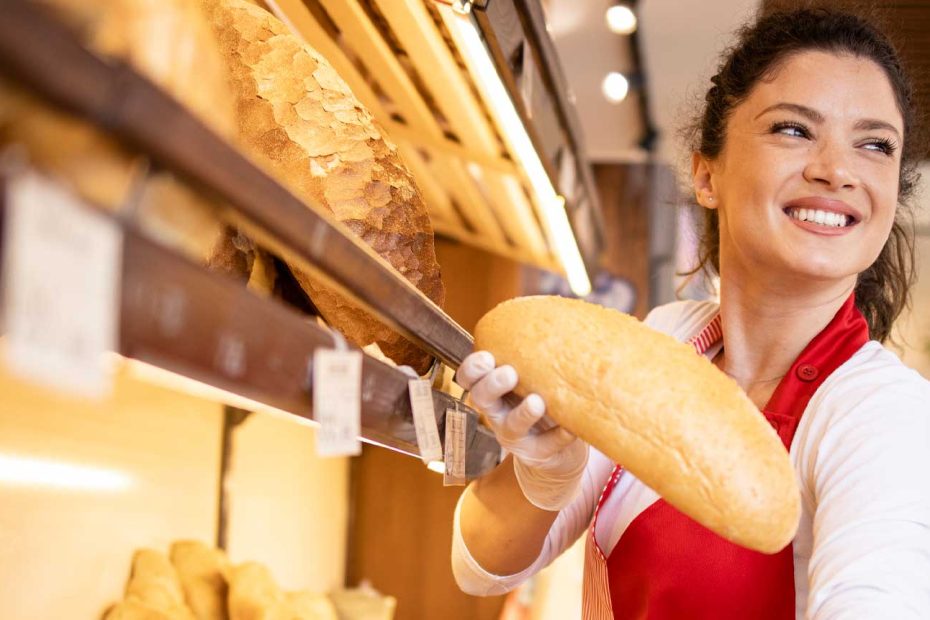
[{"x1": 691, "y1": 152, "x2": 717, "y2": 209}]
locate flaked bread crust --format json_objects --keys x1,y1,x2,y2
[
  {"x1": 474, "y1": 296, "x2": 801, "y2": 554},
  {"x1": 200, "y1": 0, "x2": 445, "y2": 373}
]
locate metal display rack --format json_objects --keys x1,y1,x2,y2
[{"x1": 0, "y1": 0, "x2": 597, "y2": 478}]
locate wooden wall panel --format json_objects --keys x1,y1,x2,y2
[
  {"x1": 226, "y1": 410, "x2": 349, "y2": 593},
  {"x1": 594, "y1": 163, "x2": 652, "y2": 319},
  {"x1": 345, "y1": 238, "x2": 530, "y2": 620},
  {"x1": 346, "y1": 445, "x2": 505, "y2": 620}
]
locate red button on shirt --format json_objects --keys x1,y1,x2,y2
[{"x1": 796, "y1": 363, "x2": 819, "y2": 381}]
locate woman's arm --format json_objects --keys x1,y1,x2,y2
[
  {"x1": 450, "y1": 351, "x2": 599, "y2": 595},
  {"x1": 805, "y1": 381, "x2": 930, "y2": 618},
  {"x1": 460, "y1": 454, "x2": 560, "y2": 575},
  {"x1": 452, "y1": 448, "x2": 614, "y2": 595}
]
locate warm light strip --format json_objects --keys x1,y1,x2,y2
[
  {"x1": 0, "y1": 454, "x2": 132, "y2": 492},
  {"x1": 440, "y1": 6, "x2": 592, "y2": 296},
  {"x1": 426, "y1": 460, "x2": 446, "y2": 474}
]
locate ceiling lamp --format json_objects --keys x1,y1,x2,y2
[
  {"x1": 602, "y1": 72, "x2": 630, "y2": 104},
  {"x1": 606, "y1": 4, "x2": 637, "y2": 35}
]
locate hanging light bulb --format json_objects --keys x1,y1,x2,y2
[
  {"x1": 602, "y1": 72, "x2": 630, "y2": 104},
  {"x1": 605, "y1": 4, "x2": 637, "y2": 35}
]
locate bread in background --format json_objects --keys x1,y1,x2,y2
[
  {"x1": 286, "y1": 591, "x2": 338, "y2": 620},
  {"x1": 170, "y1": 540, "x2": 231, "y2": 620},
  {"x1": 227, "y1": 562, "x2": 280, "y2": 620},
  {"x1": 103, "y1": 549, "x2": 196, "y2": 620},
  {"x1": 228, "y1": 561, "x2": 341, "y2": 620}
]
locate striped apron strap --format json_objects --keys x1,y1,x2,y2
[{"x1": 582, "y1": 465, "x2": 623, "y2": 619}]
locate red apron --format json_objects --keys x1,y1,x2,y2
[{"x1": 582, "y1": 294, "x2": 869, "y2": 619}]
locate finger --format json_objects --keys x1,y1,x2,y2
[
  {"x1": 470, "y1": 365, "x2": 518, "y2": 412},
  {"x1": 498, "y1": 393, "x2": 547, "y2": 442},
  {"x1": 455, "y1": 351, "x2": 495, "y2": 390},
  {"x1": 528, "y1": 427, "x2": 580, "y2": 460}
]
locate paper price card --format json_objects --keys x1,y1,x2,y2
[
  {"x1": 2, "y1": 172, "x2": 122, "y2": 398},
  {"x1": 313, "y1": 348, "x2": 362, "y2": 457},
  {"x1": 443, "y1": 407, "x2": 467, "y2": 486},
  {"x1": 409, "y1": 379, "x2": 442, "y2": 463}
]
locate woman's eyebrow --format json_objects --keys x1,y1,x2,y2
[
  {"x1": 854, "y1": 118, "x2": 901, "y2": 138},
  {"x1": 754, "y1": 102, "x2": 824, "y2": 123},
  {"x1": 754, "y1": 102, "x2": 901, "y2": 137}
]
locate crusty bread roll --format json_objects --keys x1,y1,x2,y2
[
  {"x1": 0, "y1": 0, "x2": 236, "y2": 263},
  {"x1": 473, "y1": 296, "x2": 801, "y2": 554},
  {"x1": 227, "y1": 562, "x2": 285, "y2": 620},
  {"x1": 285, "y1": 592, "x2": 338, "y2": 620},
  {"x1": 198, "y1": 0, "x2": 445, "y2": 373},
  {"x1": 170, "y1": 540, "x2": 231, "y2": 620},
  {"x1": 227, "y1": 561, "x2": 338, "y2": 620},
  {"x1": 103, "y1": 549, "x2": 196, "y2": 620}
]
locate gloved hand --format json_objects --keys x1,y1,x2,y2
[{"x1": 456, "y1": 351, "x2": 588, "y2": 511}]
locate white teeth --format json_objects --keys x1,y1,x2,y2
[{"x1": 787, "y1": 207, "x2": 850, "y2": 227}]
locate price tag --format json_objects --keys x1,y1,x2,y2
[
  {"x1": 2, "y1": 172, "x2": 122, "y2": 398},
  {"x1": 443, "y1": 407, "x2": 467, "y2": 486},
  {"x1": 312, "y1": 347, "x2": 362, "y2": 457},
  {"x1": 408, "y1": 379, "x2": 442, "y2": 463}
]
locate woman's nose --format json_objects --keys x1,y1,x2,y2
[{"x1": 802, "y1": 142, "x2": 859, "y2": 190}]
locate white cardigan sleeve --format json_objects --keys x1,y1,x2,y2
[
  {"x1": 805, "y1": 373, "x2": 930, "y2": 619},
  {"x1": 451, "y1": 447, "x2": 614, "y2": 596}
]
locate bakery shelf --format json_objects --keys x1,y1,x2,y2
[
  {"x1": 0, "y1": 0, "x2": 473, "y2": 367},
  {"x1": 0, "y1": 0, "x2": 502, "y2": 477},
  {"x1": 0, "y1": 178, "x2": 501, "y2": 479}
]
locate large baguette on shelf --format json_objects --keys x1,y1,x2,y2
[
  {"x1": 0, "y1": 0, "x2": 239, "y2": 264},
  {"x1": 199, "y1": 0, "x2": 445, "y2": 373},
  {"x1": 473, "y1": 296, "x2": 801, "y2": 554}
]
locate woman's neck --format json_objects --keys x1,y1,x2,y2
[{"x1": 713, "y1": 272, "x2": 855, "y2": 408}]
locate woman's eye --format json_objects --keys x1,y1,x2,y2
[
  {"x1": 770, "y1": 121, "x2": 809, "y2": 138},
  {"x1": 861, "y1": 138, "x2": 898, "y2": 156}
]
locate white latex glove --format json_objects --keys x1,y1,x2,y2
[{"x1": 456, "y1": 351, "x2": 589, "y2": 511}]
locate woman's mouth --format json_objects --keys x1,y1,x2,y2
[{"x1": 783, "y1": 207, "x2": 853, "y2": 228}]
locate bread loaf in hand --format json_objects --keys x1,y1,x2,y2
[
  {"x1": 474, "y1": 296, "x2": 801, "y2": 554},
  {"x1": 199, "y1": 0, "x2": 445, "y2": 373}
]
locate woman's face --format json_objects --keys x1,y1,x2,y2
[{"x1": 694, "y1": 50, "x2": 903, "y2": 291}]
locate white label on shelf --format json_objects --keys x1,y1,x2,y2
[
  {"x1": 312, "y1": 348, "x2": 362, "y2": 457},
  {"x1": 408, "y1": 379, "x2": 442, "y2": 463},
  {"x1": 2, "y1": 172, "x2": 122, "y2": 398},
  {"x1": 443, "y1": 407, "x2": 467, "y2": 486}
]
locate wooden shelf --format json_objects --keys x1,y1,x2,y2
[{"x1": 0, "y1": 182, "x2": 501, "y2": 479}]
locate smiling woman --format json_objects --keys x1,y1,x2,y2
[
  {"x1": 451, "y1": 7, "x2": 930, "y2": 620},
  {"x1": 684, "y1": 13, "x2": 921, "y2": 345}
]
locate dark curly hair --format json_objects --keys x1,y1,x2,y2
[{"x1": 683, "y1": 6, "x2": 921, "y2": 342}]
